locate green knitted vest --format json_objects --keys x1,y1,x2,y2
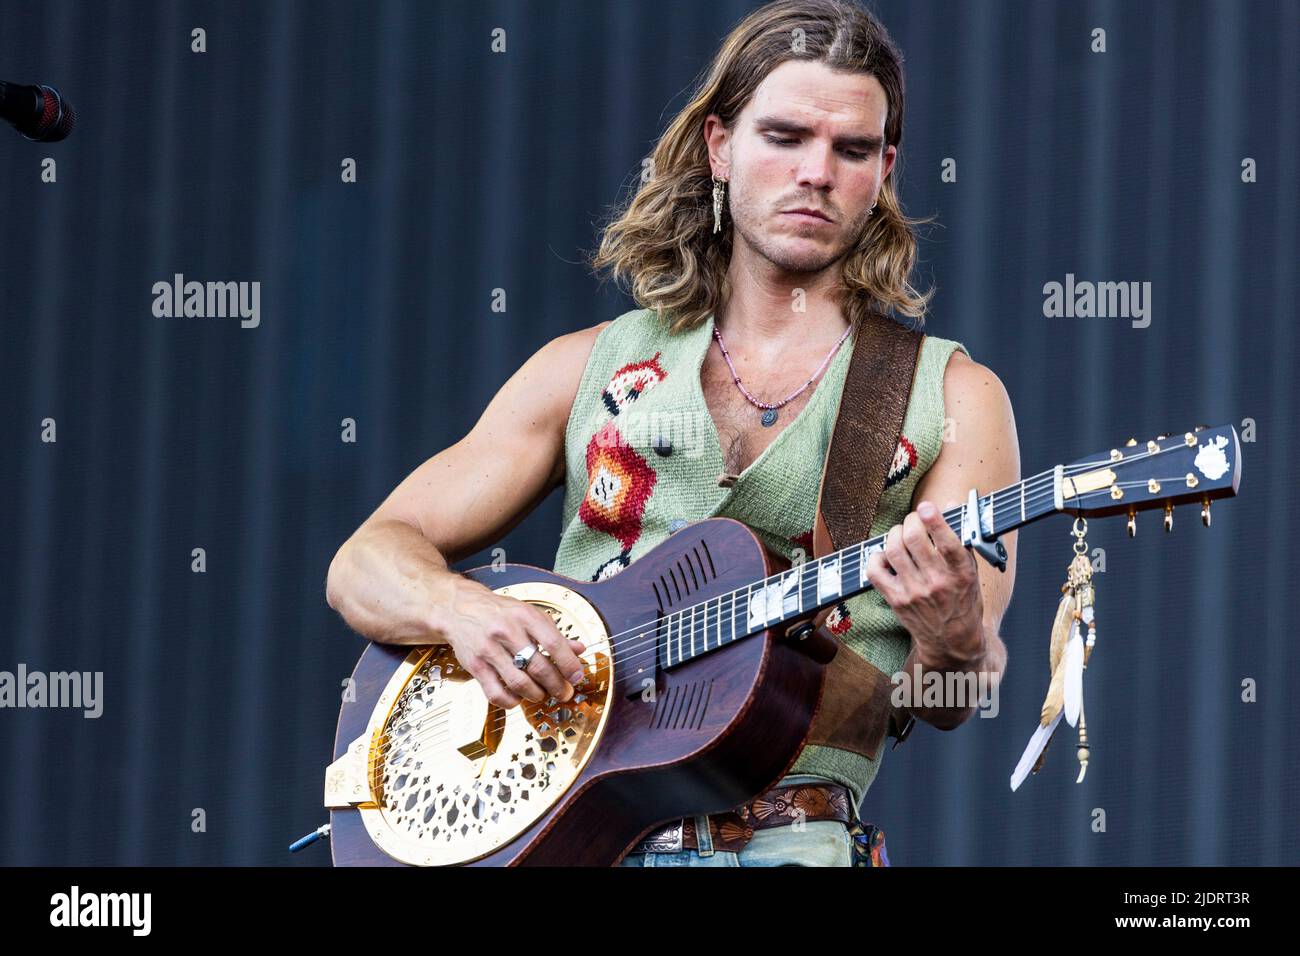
[{"x1": 553, "y1": 307, "x2": 969, "y2": 810}]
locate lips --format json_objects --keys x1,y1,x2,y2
[{"x1": 783, "y1": 208, "x2": 832, "y2": 222}]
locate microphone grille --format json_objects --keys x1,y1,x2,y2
[{"x1": 35, "y1": 85, "x2": 75, "y2": 142}]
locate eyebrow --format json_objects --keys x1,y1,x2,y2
[{"x1": 753, "y1": 116, "x2": 884, "y2": 152}]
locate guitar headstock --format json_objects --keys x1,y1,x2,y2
[{"x1": 1055, "y1": 423, "x2": 1241, "y2": 532}]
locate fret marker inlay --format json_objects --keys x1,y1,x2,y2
[
  {"x1": 817, "y1": 557, "x2": 841, "y2": 602},
  {"x1": 748, "y1": 568, "x2": 802, "y2": 630}
]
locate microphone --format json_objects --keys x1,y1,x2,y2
[{"x1": 0, "y1": 80, "x2": 76, "y2": 142}]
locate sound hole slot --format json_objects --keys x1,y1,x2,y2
[
  {"x1": 697, "y1": 679, "x2": 713, "y2": 726},
  {"x1": 652, "y1": 685, "x2": 674, "y2": 729},
  {"x1": 696, "y1": 541, "x2": 717, "y2": 580},
  {"x1": 682, "y1": 553, "x2": 700, "y2": 591},
  {"x1": 681, "y1": 679, "x2": 701, "y2": 728},
  {"x1": 650, "y1": 679, "x2": 714, "y2": 730},
  {"x1": 667, "y1": 682, "x2": 688, "y2": 728}
]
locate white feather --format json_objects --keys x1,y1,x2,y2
[
  {"x1": 1063, "y1": 621, "x2": 1084, "y2": 726},
  {"x1": 1010, "y1": 711, "x2": 1063, "y2": 791}
]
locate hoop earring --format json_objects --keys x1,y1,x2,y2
[
  {"x1": 712, "y1": 175, "x2": 728, "y2": 234},
  {"x1": 868, "y1": 202, "x2": 878, "y2": 217}
]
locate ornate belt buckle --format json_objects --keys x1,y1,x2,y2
[{"x1": 632, "y1": 818, "x2": 684, "y2": 853}]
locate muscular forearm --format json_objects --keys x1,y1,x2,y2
[
  {"x1": 901, "y1": 622, "x2": 1006, "y2": 731},
  {"x1": 325, "y1": 519, "x2": 463, "y2": 645}
]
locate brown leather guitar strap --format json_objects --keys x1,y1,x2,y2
[{"x1": 797, "y1": 309, "x2": 924, "y2": 761}]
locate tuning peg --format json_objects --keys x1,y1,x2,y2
[
  {"x1": 1125, "y1": 437, "x2": 1137, "y2": 447},
  {"x1": 1164, "y1": 501, "x2": 1174, "y2": 532},
  {"x1": 1155, "y1": 433, "x2": 1169, "y2": 441},
  {"x1": 1127, "y1": 505, "x2": 1136, "y2": 537},
  {"x1": 1202, "y1": 496, "x2": 1211, "y2": 527},
  {"x1": 1194, "y1": 424, "x2": 1209, "y2": 432}
]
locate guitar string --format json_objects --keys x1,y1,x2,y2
[
  {"x1": 370, "y1": 453, "x2": 1177, "y2": 766},
  {"x1": 369, "y1": 445, "x2": 1186, "y2": 764},
  {"x1": 376, "y1": 493, "x2": 1035, "y2": 763},
  {"x1": 482, "y1": 448, "x2": 1135, "y2": 670},
  {"x1": 369, "y1": 466, "x2": 1061, "y2": 764},
  {"x1": 370, "y1": 442, "x2": 1199, "y2": 764},
  {"x1": 580, "y1": 443, "x2": 1182, "y2": 673}
]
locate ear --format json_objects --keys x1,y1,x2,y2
[
  {"x1": 881, "y1": 143, "x2": 897, "y2": 182},
  {"x1": 703, "y1": 114, "x2": 731, "y2": 177}
]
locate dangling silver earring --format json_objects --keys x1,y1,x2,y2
[
  {"x1": 712, "y1": 174, "x2": 728, "y2": 233},
  {"x1": 868, "y1": 202, "x2": 878, "y2": 217}
]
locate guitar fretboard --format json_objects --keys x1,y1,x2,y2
[{"x1": 657, "y1": 471, "x2": 1058, "y2": 668}]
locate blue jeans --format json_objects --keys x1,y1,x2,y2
[{"x1": 619, "y1": 775, "x2": 856, "y2": 867}]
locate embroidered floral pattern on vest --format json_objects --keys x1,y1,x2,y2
[
  {"x1": 601, "y1": 351, "x2": 666, "y2": 416},
  {"x1": 826, "y1": 600, "x2": 852, "y2": 636},
  {"x1": 884, "y1": 435, "x2": 918, "y2": 489},
  {"x1": 579, "y1": 420, "x2": 657, "y2": 555},
  {"x1": 576, "y1": 349, "x2": 672, "y2": 580},
  {"x1": 592, "y1": 550, "x2": 632, "y2": 582}
]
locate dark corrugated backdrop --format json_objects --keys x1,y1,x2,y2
[{"x1": 0, "y1": 0, "x2": 1295, "y2": 865}]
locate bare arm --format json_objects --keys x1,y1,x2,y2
[
  {"x1": 868, "y1": 349, "x2": 1021, "y2": 731},
  {"x1": 325, "y1": 321, "x2": 611, "y2": 707}
]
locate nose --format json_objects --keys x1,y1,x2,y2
[{"x1": 795, "y1": 143, "x2": 834, "y2": 191}]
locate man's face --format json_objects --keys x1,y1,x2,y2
[{"x1": 707, "y1": 60, "x2": 897, "y2": 276}]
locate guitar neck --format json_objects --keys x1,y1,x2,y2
[{"x1": 658, "y1": 468, "x2": 1061, "y2": 668}]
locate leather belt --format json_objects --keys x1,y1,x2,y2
[{"x1": 628, "y1": 782, "x2": 853, "y2": 854}]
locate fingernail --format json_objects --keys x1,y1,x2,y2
[
  {"x1": 918, "y1": 501, "x2": 936, "y2": 518},
  {"x1": 569, "y1": 670, "x2": 585, "y2": 684}
]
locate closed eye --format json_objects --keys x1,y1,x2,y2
[{"x1": 763, "y1": 134, "x2": 871, "y2": 161}]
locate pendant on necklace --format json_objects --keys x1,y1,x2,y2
[{"x1": 761, "y1": 408, "x2": 778, "y2": 427}]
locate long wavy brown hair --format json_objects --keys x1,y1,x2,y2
[{"x1": 588, "y1": 0, "x2": 934, "y2": 334}]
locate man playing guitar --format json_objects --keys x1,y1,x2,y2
[{"x1": 325, "y1": 0, "x2": 1019, "y2": 867}]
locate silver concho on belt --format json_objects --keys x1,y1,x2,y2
[{"x1": 632, "y1": 819, "x2": 684, "y2": 852}]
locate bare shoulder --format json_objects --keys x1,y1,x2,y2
[
  {"x1": 915, "y1": 346, "x2": 1019, "y2": 494},
  {"x1": 482, "y1": 320, "x2": 612, "y2": 473},
  {"x1": 544, "y1": 320, "x2": 613, "y2": 369},
  {"x1": 526, "y1": 320, "x2": 612, "y2": 418},
  {"x1": 940, "y1": 348, "x2": 1016, "y2": 435},
  {"x1": 505, "y1": 321, "x2": 611, "y2": 408}
]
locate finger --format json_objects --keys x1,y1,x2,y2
[
  {"x1": 917, "y1": 499, "x2": 967, "y2": 568},
  {"x1": 516, "y1": 623, "x2": 578, "y2": 701},
  {"x1": 902, "y1": 509, "x2": 942, "y2": 578},
  {"x1": 865, "y1": 550, "x2": 900, "y2": 602},
  {"x1": 497, "y1": 604, "x2": 573, "y2": 700},
  {"x1": 568, "y1": 639, "x2": 590, "y2": 676},
  {"x1": 473, "y1": 664, "x2": 521, "y2": 710},
  {"x1": 938, "y1": 498, "x2": 982, "y2": 575},
  {"x1": 524, "y1": 605, "x2": 587, "y2": 686},
  {"x1": 485, "y1": 639, "x2": 551, "y2": 703},
  {"x1": 883, "y1": 523, "x2": 920, "y2": 582}
]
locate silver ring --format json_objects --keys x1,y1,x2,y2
[{"x1": 512, "y1": 643, "x2": 539, "y2": 670}]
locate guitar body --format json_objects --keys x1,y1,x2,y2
[
  {"x1": 328, "y1": 517, "x2": 827, "y2": 867},
  {"x1": 325, "y1": 424, "x2": 1243, "y2": 866}
]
